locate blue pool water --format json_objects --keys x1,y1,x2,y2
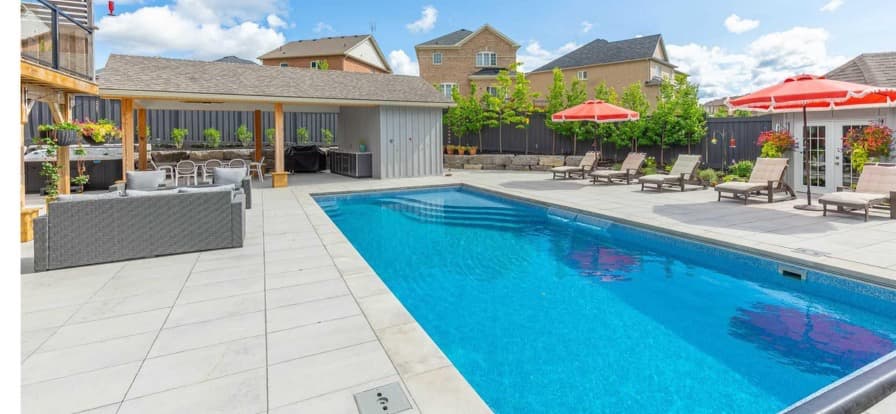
[{"x1": 315, "y1": 186, "x2": 896, "y2": 413}]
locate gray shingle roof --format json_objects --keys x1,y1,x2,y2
[
  {"x1": 214, "y1": 56, "x2": 257, "y2": 65},
  {"x1": 826, "y1": 52, "x2": 896, "y2": 88},
  {"x1": 258, "y1": 35, "x2": 369, "y2": 59},
  {"x1": 99, "y1": 55, "x2": 452, "y2": 106},
  {"x1": 416, "y1": 29, "x2": 473, "y2": 47},
  {"x1": 531, "y1": 34, "x2": 665, "y2": 73}
]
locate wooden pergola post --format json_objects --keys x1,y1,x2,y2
[
  {"x1": 253, "y1": 110, "x2": 262, "y2": 162},
  {"x1": 271, "y1": 103, "x2": 288, "y2": 187},
  {"x1": 21, "y1": 87, "x2": 40, "y2": 242},
  {"x1": 120, "y1": 98, "x2": 135, "y2": 180},
  {"x1": 137, "y1": 107, "x2": 148, "y2": 170},
  {"x1": 50, "y1": 93, "x2": 73, "y2": 195}
]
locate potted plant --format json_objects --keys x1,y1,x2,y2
[
  {"x1": 468, "y1": 145, "x2": 478, "y2": 155},
  {"x1": 843, "y1": 123, "x2": 893, "y2": 174},
  {"x1": 757, "y1": 130, "x2": 796, "y2": 158},
  {"x1": 456, "y1": 145, "x2": 467, "y2": 155},
  {"x1": 445, "y1": 144, "x2": 456, "y2": 155},
  {"x1": 203, "y1": 128, "x2": 221, "y2": 148},
  {"x1": 78, "y1": 119, "x2": 120, "y2": 145},
  {"x1": 321, "y1": 128, "x2": 334, "y2": 147},
  {"x1": 359, "y1": 139, "x2": 367, "y2": 152},
  {"x1": 235, "y1": 124, "x2": 253, "y2": 147},
  {"x1": 38, "y1": 124, "x2": 55, "y2": 139},
  {"x1": 70, "y1": 145, "x2": 89, "y2": 192},
  {"x1": 296, "y1": 127, "x2": 310, "y2": 144},
  {"x1": 265, "y1": 128, "x2": 276, "y2": 146},
  {"x1": 171, "y1": 128, "x2": 188, "y2": 149},
  {"x1": 53, "y1": 121, "x2": 81, "y2": 146}
]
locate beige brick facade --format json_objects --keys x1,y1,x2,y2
[
  {"x1": 527, "y1": 60, "x2": 676, "y2": 109},
  {"x1": 416, "y1": 27, "x2": 519, "y2": 97},
  {"x1": 260, "y1": 55, "x2": 388, "y2": 74}
]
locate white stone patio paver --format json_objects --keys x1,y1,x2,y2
[{"x1": 21, "y1": 169, "x2": 896, "y2": 413}]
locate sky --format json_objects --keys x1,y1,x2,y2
[{"x1": 92, "y1": 0, "x2": 895, "y2": 101}]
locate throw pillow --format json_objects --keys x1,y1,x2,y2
[
  {"x1": 126, "y1": 170, "x2": 166, "y2": 191},
  {"x1": 213, "y1": 167, "x2": 245, "y2": 190}
]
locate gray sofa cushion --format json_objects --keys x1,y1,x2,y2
[
  {"x1": 213, "y1": 168, "x2": 246, "y2": 190},
  {"x1": 126, "y1": 188, "x2": 180, "y2": 197},
  {"x1": 57, "y1": 192, "x2": 123, "y2": 202},
  {"x1": 126, "y1": 170, "x2": 166, "y2": 191}
]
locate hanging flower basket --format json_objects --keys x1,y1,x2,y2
[{"x1": 54, "y1": 129, "x2": 81, "y2": 146}]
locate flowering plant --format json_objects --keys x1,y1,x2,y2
[
  {"x1": 77, "y1": 119, "x2": 121, "y2": 144},
  {"x1": 843, "y1": 123, "x2": 893, "y2": 173},
  {"x1": 757, "y1": 130, "x2": 796, "y2": 158}
]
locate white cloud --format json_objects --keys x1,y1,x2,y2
[
  {"x1": 96, "y1": 4, "x2": 285, "y2": 61},
  {"x1": 266, "y1": 14, "x2": 286, "y2": 29},
  {"x1": 668, "y1": 26, "x2": 847, "y2": 101},
  {"x1": 173, "y1": 0, "x2": 284, "y2": 25},
  {"x1": 388, "y1": 50, "x2": 419, "y2": 76},
  {"x1": 518, "y1": 41, "x2": 579, "y2": 73},
  {"x1": 406, "y1": 5, "x2": 438, "y2": 33},
  {"x1": 313, "y1": 22, "x2": 334, "y2": 33},
  {"x1": 820, "y1": 0, "x2": 844, "y2": 11},
  {"x1": 581, "y1": 21, "x2": 593, "y2": 33},
  {"x1": 724, "y1": 14, "x2": 760, "y2": 34}
]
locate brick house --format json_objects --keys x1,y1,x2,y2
[
  {"x1": 258, "y1": 35, "x2": 391, "y2": 74},
  {"x1": 526, "y1": 34, "x2": 681, "y2": 108},
  {"x1": 415, "y1": 24, "x2": 520, "y2": 97}
]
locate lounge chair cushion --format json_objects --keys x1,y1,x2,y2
[
  {"x1": 714, "y1": 181, "x2": 765, "y2": 192},
  {"x1": 551, "y1": 165, "x2": 584, "y2": 173},
  {"x1": 126, "y1": 170, "x2": 167, "y2": 191},
  {"x1": 638, "y1": 174, "x2": 681, "y2": 184},
  {"x1": 589, "y1": 169, "x2": 628, "y2": 178},
  {"x1": 819, "y1": 192, "x2": 889, "y2": 208}
]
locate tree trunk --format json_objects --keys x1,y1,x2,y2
[
  {"x1": 478, "y1": 131, "x2": 483, "y2": 153},
  {"x1": 498, "y1": 124, "x2": 503, "y2": 153}
]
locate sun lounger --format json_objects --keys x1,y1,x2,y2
[
  {"x1": 715, "y1": 157, "x2": 796, "y2": 204},
  {"x1": 590, "y1": 152, "x2": 646, "y2": 184},
  {"x1": 639, "y1": 154, "x2": 703, "y2": 192},
  {"x1": 819, "y1": 164, "x2": 896, "y2": 221},
  {"x1": 550, "y1": 151, "x2": 599, "y2": 179}
]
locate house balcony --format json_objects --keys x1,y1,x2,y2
[{"x1": 21, "y1": 0, "x2": 94, "y2": 82}]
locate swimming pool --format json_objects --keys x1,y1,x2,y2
[{"x1": 315, "y1": 186, "x2": 896, "y2": 413}]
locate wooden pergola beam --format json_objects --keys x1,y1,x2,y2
[
  {"x1": 120, "y1": 98, "x2": 135, "y2": 180},
  {"x1": 271, "y1": 103, "x2": 287, "y2": 187},
  {"x1": 49, "y1": 94, "x2": 73, "y2": 195},
  {"x1": 137, "y1": 108, "x2": 147, "y2": 170}
]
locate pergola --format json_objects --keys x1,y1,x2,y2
[{"x1": 98, "y1": 55, "x2": 453, "y2": 187}]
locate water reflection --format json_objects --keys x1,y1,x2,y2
[
  {"x1": 567, "y1": 245, "x2": 639, "y2": 282},
  {"x1": 729, "y1": 304, "x2": 896, "y2": 376}
]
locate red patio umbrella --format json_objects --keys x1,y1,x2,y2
[
  {"x1": 552, "y1": 100, "x2": 640, "y2": 152},
  {"x1": 727, "y1": 74, "x2": 896, "y2": 210}
]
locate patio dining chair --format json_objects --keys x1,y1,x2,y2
[
  {"x1": 249, "y1": 157, "x2": 265, "y2": 182},
  {"x1": 203, "y1": 159, "x2": 224, "y2": 183},
  {"x1": 149, "y1": 159, "x2": 174, "y2": 182},
  {"x1": 175, "y1": 160, "x2": 199, "y2": 186}
]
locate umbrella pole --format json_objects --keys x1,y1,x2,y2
[{"x1": 795, "y1": 104, "x2": 823, "y2": 211}]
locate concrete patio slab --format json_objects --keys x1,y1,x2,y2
[{"x1": 21, "y1": 169, "x2": 896, "y2": 413}]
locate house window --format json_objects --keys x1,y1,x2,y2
[
  {"x1": 279, "y1": 62, "x2": 288, "y2": 67},
  {"x1": 310, "y1": 60, "x2": 320, "y2": 69},
  {"x1": 486, "y1": 86, "x2": 498, "y2": 97},
  {"x1": 577, "y1": 71, "x2": 587, "y2": 80},
  {"x1": 475, "y1": 51, "x2": 497, "y2": 67},
  {"x1": 650, "y1": 63, "x2": 662, "y2": 80},
  {"x1": 440, "y1": 83, "x2": 457, "y2": 97},
  {"x1": 432, "y1": 52, "x2": 442, "y2": 65}
]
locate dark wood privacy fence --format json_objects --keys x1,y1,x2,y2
[
  {"x1": 444, "y1": 113, "x2": 772, "y2": 169},
  {"x1": 25, "y1": 96, "x2": 338, "y2": 146}
]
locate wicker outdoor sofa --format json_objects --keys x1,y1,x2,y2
[{"x1": 33, "y1": 187, "x2": 246, "y2": 272}]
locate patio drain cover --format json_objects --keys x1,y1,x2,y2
[{"x1": 354, "y1": 382, "x2": 412, "y2": 414}]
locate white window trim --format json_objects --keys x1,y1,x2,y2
[
  {"x1": 432, "y1": 52, "x2": 442, "y2": 65},
  {"x1": 475, "y1": 51, "x2": 497, "y2": 68},
  {"x1": 577, "y1": 70, "x2": 587, "y2": 80},
  {"x1": 439, "y1": 83, "x2": 457, "y2": 97},
  {"x1": 310, "y1": 60, "x2": 319, "y2": 69},
  {"x1": 486, "y1": 86, "x2": 498, "y2": 97}
]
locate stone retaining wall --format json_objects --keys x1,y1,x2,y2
[
  {"x1": 445, "y1": 154, "x2": 588, "y2": 171},
  {"x1": 152, "y1": 148, "x2": 276, "y2": 169}
]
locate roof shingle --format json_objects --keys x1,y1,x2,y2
[
  {"x1": 416, "y1": 29, "x2": 474, "y2": 47},
  {"x1": 826, "y1": 52, "x2": 896, "y2": 88},
  {"x1": 530, "y1": 34, "x2": 665, "y2": 73},
  {"x1": 258, "y1": 35, "x2": 369, "y2": 60},
  {"x1": 98, "y1": 55, "x2": 452, "y2": 106}
]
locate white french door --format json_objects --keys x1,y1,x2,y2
[{"x1": 793, "y1": 123, "x2": 840, "y2": 193}]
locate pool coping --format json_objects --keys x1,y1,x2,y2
[{"x1": 308, "y1": 182, "x2": 896, "y2": 413}]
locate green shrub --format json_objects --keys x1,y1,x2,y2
[
  {"x1": 722, "y1": 174, "x2": 746, "y2": 183},
  {"x1": 235, "y1": 125, "x2": 253, "y2": 147},
  {"x1": 698, "y1": 168, "x2": 719, "y2": 185},
  {"x1": 321, "y1": 128, "x2": 334, "y2": 146},
  {"x1": 265, "y1": 128, "x2": 276, "y2": 146},
  {"x1": 641, "y1": 156, "x2": 657, "y2": 175},
  {"x1": 203, "y1": 128, "x2": 221, "y2": 148},
  {"x1": 296, "y1": 127, "x2": 309, "y2": 144},
  {"x1": 171, "y1": 128, "x2": 188, "y2": 149},
  {"x1": 728, "y1": 160, "x2": 753, "y2": 179}
]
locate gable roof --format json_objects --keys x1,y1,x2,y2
[
  {"x1": 415, "y1": 25, "x2": 519, "y2": 49},
  {"x1": 98, "y1": 54, "x2": 451, "y2": 107},
  {"x1": 214, "y1": 56, "x2": 257, "y2": 65},
  {"x1": 530, "y1": 34, "x2": 669, "y2": 73},
  {"x1": 257, "y1": 35, "x2": 391, "y2": 72},
  {"x1": 825, "y1": 52, "x2": 896, "y2": 88}
]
